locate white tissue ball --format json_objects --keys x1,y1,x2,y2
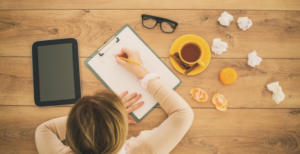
[
  {"x1": 211, "y1": 38, "x2": 228, "y2": 55},
  {"x1": 247, "y1": 51, "x2": 262, "y2": 67},
  {"x1": 237, "y1": 17, "x2": 252, "y2": 31},
  {"x1": 267, "y1": 82, "x2": 285, "y2": 104},
  {"x1": 218, "y1": 11, "x2": 234, "y2": 26}
]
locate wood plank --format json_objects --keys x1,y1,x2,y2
[
  {"x1": 0, "y1": 0, "x2": 300, "y2": 10},
  {"x1": 1, "y1": 57, "x2": 299, "y2": 108},
  {"x1": 0, "y1": 10, "x2": 300, "y2": 58},
  {"x1": 175, "y1": 108, "x2": 300, "y2": 154},
  {"x1": 0, "y1": 106, "x2": 299, "y2": 154}
]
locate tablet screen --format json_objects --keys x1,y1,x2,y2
[{"x1": 38, "y1": 43, "x2": 75, "y2": 102}]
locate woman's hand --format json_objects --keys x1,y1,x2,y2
[
  {"x1": 119, "y1": 91, "x2": 144, "y2": 124},
  {"x1": 115, "y1": 47, "x2": 149, "y2": 79}
]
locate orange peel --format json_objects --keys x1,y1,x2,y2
[
  {"x1": 190, "y1": 88, "x2": 208, "y2": 102},
  {"x1": 212, "y1": 93, "x2": 228, "y2": 112}
]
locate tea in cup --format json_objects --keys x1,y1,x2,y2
[{"x1": 179, "y1": 40, "x2": 205, "y2": 66}]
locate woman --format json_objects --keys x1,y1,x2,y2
[{"x1": 35, "y1": 47, "x2": 194, "y2": 154}]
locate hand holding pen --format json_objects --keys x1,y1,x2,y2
[{"x1": 115, "y1": 47, "x2": 149, "y2": 79}]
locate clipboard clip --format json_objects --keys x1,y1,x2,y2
[{"x1": 98, "y1": 36, "x2": 120, "y2": 56}]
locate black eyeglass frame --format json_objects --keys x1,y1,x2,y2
[{"x1": 141, "y1": 14, "x2": 178, "y2": 33}]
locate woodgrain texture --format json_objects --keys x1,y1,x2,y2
[
  {"x1": 0, "y1": 106, "x2": 299, "y2": 154},
  {"x1": 0, "y1": 10, "x2": 300, "y2": 58},
  {"x1": 1, "y1": 57, "x2": 299, "y2": 108},
  {"x1": 0, "y1": 0, "x2": 300, "y2": 10},
  {"x1": 1, "y1": 1, "x2": 300, "y2": 153}
]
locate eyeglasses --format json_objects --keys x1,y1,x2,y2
[{"x1": 141, "y1": 14, "x2": 178, "y2": 33}]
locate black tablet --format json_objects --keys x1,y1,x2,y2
[{"x1": 32, "y1": 38, "x2": 81, "y2": 107}]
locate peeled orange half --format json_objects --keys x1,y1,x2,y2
[
  {"x1": 220, "y1": 67, "x2": 237, "y2": 85},
  {"x1": 212, "y1": 93, "x2": 228, "y2": 112},
  {"x1": 190, "y1": 88, "x2": 208, "y2": 102}
]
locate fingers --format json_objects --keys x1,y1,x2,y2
[
  {"x1": 124, "y1": 94, "x2": 142, "y2": 108},
  {"x1": 117, "y1": 47, "x2": 140, "y2": 58},
  {"x1": 116, "y1": 47, "x2": 125, "y2": 57},
  {"x1": 122, "y1": 93, "x2": 137, "y2": 103},
  {"x1": 116, "y1": 47, "x2": 129, "y2": 58},
  {"x1": 120, "y1": 47, "x2": 132, "y2": 57},
  {"x1": 115, "y1": 55, "x2": 127, "y2": 66},
  {"x1": 118, "y1": 91, "x2": 128, "y2": 99},
  {"x1": 126, "y1": 101, "x2": 144, "y2": 113},
  {"x1": 128, "y1": 119, "x2": 136, "y2": 124}
]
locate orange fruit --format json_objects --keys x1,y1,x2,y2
[
  {"x1": 220, "y1": 67, "x2": 237, "y2": 85},
  {"x1": 190, "y1": 88, "x2": 208, "y2": 102},
  {"x1": 216, "y1": 105, "x2": 227, "y2": 112},
  {"x1": 212, "y1": 93, "x2": 228, "y2": 112}
]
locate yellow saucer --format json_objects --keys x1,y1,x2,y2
[{"x1": 170, "y1": 34, "x2": 211, "y2": 75}]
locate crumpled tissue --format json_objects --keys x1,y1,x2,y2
[
  {"x1": 248, "y1": 51, "x2": 262, "y2": 67},
  {"x1": 218, "y1": 11, "x2": 234, "y2": 26},
  {"x1": 267, "y1": 82, "x2": 285, "y2": 104},
  {"x1": 237, "y1": 17, "x2": 252, "y2": 31},
  {"x1": 211, "y1": 38, "x2": 228, "y2": 55}
]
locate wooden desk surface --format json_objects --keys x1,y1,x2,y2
[{"x1": 0, "y1": 1, "x2": 300, "y2": 153}]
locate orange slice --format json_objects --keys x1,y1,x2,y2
[
  {"x1": 190, "y1": 88, "x2": 208, "y2": 102},
  {"x1": 220, "y1": 67, "x2": 237, "y2": 85},
  {"x1": 212, "y1": 93, "x2": 228, "y2": 112},
  {"x1": 216, "y1": 105, "x2": 227, "y2": 112}
]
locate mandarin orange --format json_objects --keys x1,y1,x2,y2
[
  {"x1": 190, "y1": 88, "x2": 208, "y2": 102},
  {"x1": 212, "y1": 93, "x2": 228, "y2": 112},
  {"x1": 220, "y1": 67, "x2": 237, "y2": 85}
]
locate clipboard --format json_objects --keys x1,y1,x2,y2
[{"x1": 84, "y1": 24, "x2": 181, "y2": 122}]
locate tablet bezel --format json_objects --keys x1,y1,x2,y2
[{"x1": 32, "y1": 38, "x2": 81, "y2": 107}]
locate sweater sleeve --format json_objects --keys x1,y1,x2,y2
[
  {"x1": 125, "y1": 78, "x2": 194, "y2": 154},
  {"x1": 35, "y1": 116, "x2": 73, "y2": 154}
]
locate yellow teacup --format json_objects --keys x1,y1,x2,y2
[{"x1": 179, "y1": 40, "x2": 205, "y2": 66}]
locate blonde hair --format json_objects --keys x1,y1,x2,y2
[{"x1": 66, "y1": 90, "x2": 128, "y2": 154}]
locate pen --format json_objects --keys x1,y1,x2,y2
[{"x1": 114, "y1": 54, "x2": 145, "y2": 67}]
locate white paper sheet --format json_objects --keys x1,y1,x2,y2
[{"x1": 88, "y1": 27, "x2": 180, "y2": 119}]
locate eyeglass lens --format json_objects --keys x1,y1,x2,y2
[
  {"x1": 161, "y1": 22, "x2": 175, "y2": 33},
  {"x1": 143, "y1": 17, "x2": 157, "y2": 28}
]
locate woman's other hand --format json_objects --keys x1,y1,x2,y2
[
  {"x1": 119, "y1": 91, "x2": 144, "y2": 124},
  {"x1": 115, "y1": 47, "x2": 149, "y2": 79}
]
